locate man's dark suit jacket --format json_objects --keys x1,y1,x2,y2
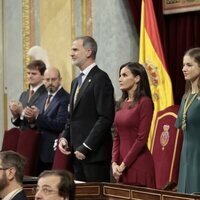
[
  {"x1": 62, "y1": 66, "x2": 115, "y2": 163},
  {"x1": 35, "y1": 87, "x2": 69, "y2": 163},
  {"x1": 12, "y1": 84, "x2": 47, "y2": 130},
  {"x1": 11, "y1": 190, "x2": 28, "y2": 200}
]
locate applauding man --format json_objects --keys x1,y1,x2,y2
[{"x1": 25, "y1": 67, "x2": 69, "y2": 174}]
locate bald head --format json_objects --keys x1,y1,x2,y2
[
  {"x1": 45, "y1": 67, "x2": 61, "y2": 78},
  {"x1": 44, "y1": 67, "x2": 62, "y2": 93}
]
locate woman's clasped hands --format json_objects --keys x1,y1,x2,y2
[{"x1": 112, "y1": 162, "x2": 126, "y2": 182}]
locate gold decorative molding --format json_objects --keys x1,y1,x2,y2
[
  {"x1": 81, "y1": 0, "x2": 93, "y2": 36},
  {"x1": 22, "y1": 0, "x2": 31, "y2": 89},
  {"x1": 103, "y1": 186, "x2": 130, "y2": 199},
  {"x1": 71, "y1": 0, "x2": 75, "y2": 40},
  {"x1": 71, "y1": 0, "x2": 75, "y2": 78},
  {"x1": 82, "y1": 0, "x2": 86, "y2": 35},
  {"x1": 22, "y1": 0, "x2": 35, "y2": 89}
]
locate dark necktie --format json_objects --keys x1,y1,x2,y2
[
  {"x1": 44, "y1": 94, "x2": 53, "y2": 110},
  {"x1": 77, "y1": 73, "x2": 84, "y2": 88},
  {"x1": 29, "y1": 90, "x2": 34, "y2": 101},
  {"x1": 74, "y1": 73, "x2": 84, "y2": 104}
]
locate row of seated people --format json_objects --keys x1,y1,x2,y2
[{"x1": 2, "y1": 104, "x2": 183, "y2": 191}]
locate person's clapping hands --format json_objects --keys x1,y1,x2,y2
[
  {"x1": 9, "y1": 100, "x2": 23, "y2": 118},
  {"x1": 24, "y1": 105, "x2": 40, "y2": 122}
]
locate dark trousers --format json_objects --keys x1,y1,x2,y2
[{"x1": 73, "y1": 158, "x2": 110, "y2": 182}]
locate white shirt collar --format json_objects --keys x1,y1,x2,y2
[
  {"x1": 30, "y1": 83, "x2": 44, "y2": 93},
  {"x1": 2, "y1": 188, "x2": 23, "y2": 200},
  {"x1": 48, "y1": 85, "x2": 62, "y2": 97},
  {"x1": 81, "y1": 63, "x2": 96, "y2": 76}
]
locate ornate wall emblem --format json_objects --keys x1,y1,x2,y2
[{"x1": 160, "y1": 125, "x2": 170, "y2": 150}]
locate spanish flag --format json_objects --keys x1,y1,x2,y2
[{"x1": 139, "y1": 0, "x2": 174, "y2": 147}]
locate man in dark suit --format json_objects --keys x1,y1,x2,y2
[
  {"x1": 9, "y1": 60, "x2": 47, "y2": 130},
  {"x1": 0, "y1": 151, "x2": 28, "y2": 200},
  {"x1": 25, "y1": 67, "x2": 69, "y2": 174},
  {"x1": 59, "y1": 36, "x2": 115, "y2": 182}
]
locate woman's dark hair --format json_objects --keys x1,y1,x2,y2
[
  {"x1": 116, "y1": 62, "x2": 152, "y2": 110},
  {"x1": 184, "y1": 47, "x2": 200, "y2": 96}
]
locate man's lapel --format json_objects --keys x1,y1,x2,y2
[
  {"x1": 71, "y1": 66, "x2": 98, "y2": 112},
  {"x1": 70, "y1": 80, "x2": 78, "y2": 112},
  {"x1": 73, "y1": 66, "x2": 98, "y2": 110},
  {"x1": 28, "y1": 85, "x2": 45, "y2": 106},
  {"x1": 23, "y1": 91, "x2": 30, "y2": 107},
  {"x1": 74, "y1": 76, "x2": 92, "y2": 107}
]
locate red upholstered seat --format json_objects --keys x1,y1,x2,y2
[
  {"x1": 16, "y1": 129, "x2": 41, "y2": 176},
  {"x1": 52, "y1": 137, "x2": 73, "y2": 172},
  {"x1": 151, "y1": 105, "x2": 183, "y2": 190},
  {"x1": 1, "y1": 128, "x2": 21, "y2": 151},
  {"x1": 52, "y1": 147, "x2": 73, "y2": 171}
]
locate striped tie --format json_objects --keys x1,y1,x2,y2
[
  {"x1": 44, "y1": 94, "x2": 53, "y2": 110},
  {"x1": 29, "y1": 90, "x2": 34, "y2": 101}
]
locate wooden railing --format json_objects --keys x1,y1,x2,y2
[
  {"x1": 23, "y1": 180, "x2": 200, "y2": 200},
  {"x1": 75, "y1": 183, "x2": 200, "y2": 200}
]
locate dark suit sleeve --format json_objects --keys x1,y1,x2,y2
[
  {"x1": 12, "y1": 190, "x2": 28, "y2": 200},
  {"x1": 60, "y1": 81, "x2": 74, "y2": 142},
  {"x1": 35, "y1": 95, "x2": 69, "y2": 133},
  {"x1": 11, "y1": 91, "x2": 27, "y2": 127},
  {"x1": 61, "y1": 117, "x2": 71, "y2": 142},
  {"x1": 82, "y1": 72, "x2": 115, "y2": 151},
  {"x1": 11, "y1": 117, "x2": 21, "y2": 127}
]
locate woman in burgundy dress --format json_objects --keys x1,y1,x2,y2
[{"x1": 112, "y1": 62, "x2": 155, "y2": 188}]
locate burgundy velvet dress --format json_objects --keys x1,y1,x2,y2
[{"x1": 112, "y1": 96, "x2": 155, "y2": 188}]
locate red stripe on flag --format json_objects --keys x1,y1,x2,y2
[{"x1": 144, "y1": 0, "x2": 167, "y2": 72}]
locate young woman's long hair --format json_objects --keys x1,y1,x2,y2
[
  {"x1": 116, "y1": 62, "x2": 152, "y2": 110},
  {"x1": 184, "y1": 48, "x2": 200, "y2": 97}
]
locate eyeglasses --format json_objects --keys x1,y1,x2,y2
[
  {"x1": 0, "y1": 167, "x2": 9, "y2": 170},
  {"x1": 33, "y1": 187, "x2": 58, "y2": 196}
]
